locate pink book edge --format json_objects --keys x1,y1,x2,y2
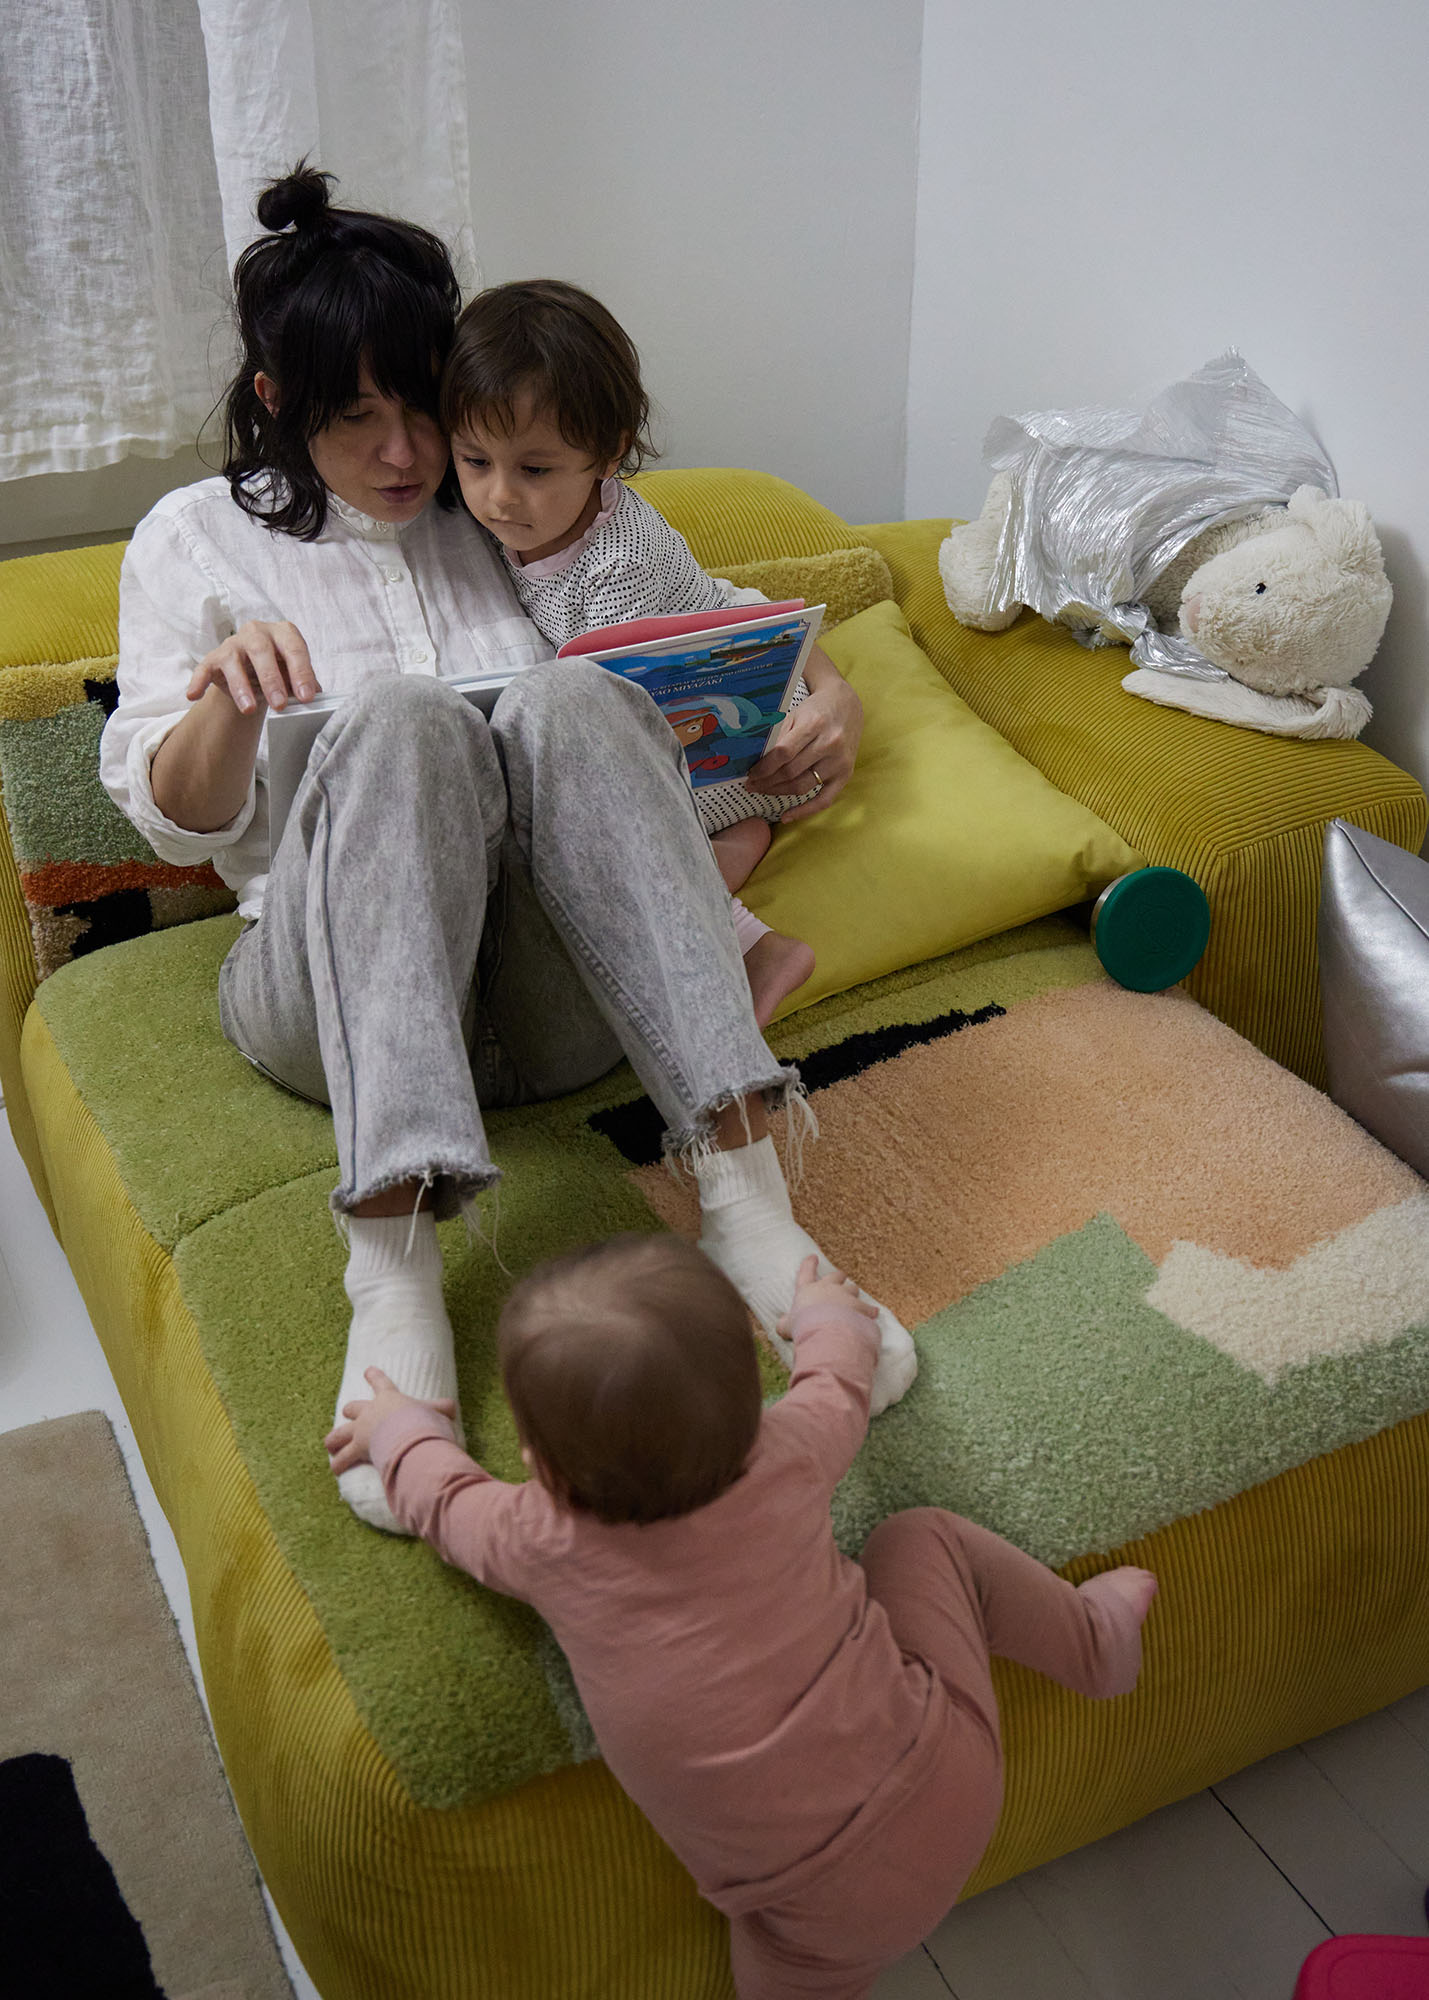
[{"x1": 555, "y1": 600, "x2": 806, "y2": 657}]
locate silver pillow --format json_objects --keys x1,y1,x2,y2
[{"x1": 1319, "y1": 818, "x2": 1429, "y2": 1177}]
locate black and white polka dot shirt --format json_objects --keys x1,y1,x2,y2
[{"x1": 505, "y1": 481, "x2": 809, "y2": 830}]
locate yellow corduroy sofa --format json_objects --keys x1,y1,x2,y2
[{"x1": 2, "y1": 468, "x2": 1428, "y2": 2000}]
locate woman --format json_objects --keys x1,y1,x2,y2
[{"x1": 101, "y1": 165, "x2": 915, "y2": 1532}]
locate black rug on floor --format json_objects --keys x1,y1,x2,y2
[{"x1": 0, "y1": 1751, "x2": 164, "y2": 1998}]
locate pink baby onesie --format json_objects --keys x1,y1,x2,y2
[{"x1": 371, "y1": 1305, "x2": 1135, "y2": 1999}]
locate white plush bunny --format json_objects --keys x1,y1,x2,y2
[{"x1": 941, "y1": 478, "x2": 1392, "y2": 740}]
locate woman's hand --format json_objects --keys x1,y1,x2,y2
[
  {"x1": 187, "y1": 619, "x2": 322, "y2": 715},
  {"x1": 324, "y1": 1366, "x2": 457, "y2": 1476},
  {"x1": 153, "y1": 617, "x2": 320, "y2": 830},
  {"x1": 742, "y1": 646, "x2": 862, "y2": 821}
]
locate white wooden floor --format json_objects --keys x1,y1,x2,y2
[{"x1": 2, "y1": 1103, "x2": 1426, "y2": 2000}]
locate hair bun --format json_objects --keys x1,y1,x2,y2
[{"x1": 256, "y1": 162, "x2": 336, "y2": 236}]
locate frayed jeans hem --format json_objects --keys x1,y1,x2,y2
[
  {"x1": 662, "y1": 1063, "x2": 813, "y2": 1177},
  {"x1": 330, "y1": 1160, "x2": 502, "y2": 1225}
]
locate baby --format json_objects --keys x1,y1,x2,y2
[
  {"x1": 440, "y1": 277, "x2": 841, "y2": 1029},
  {"x1": 327, "y1": 1235, "x2": 1158, "y2": 2000}
]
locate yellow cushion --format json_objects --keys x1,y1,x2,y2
[
  {"x1": 629, "y1": 467, "x2": 856, "y2": 569},
  {"x1": 719, "y1": 545, "x2": 895, "y2": 632},
  {"x1": 0, "y1": 540, "x2": 128, "y2": 669},
  {"x1": 741, "y1": 599, "x2": 1141, "y2": 1015}
]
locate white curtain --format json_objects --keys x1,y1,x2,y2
[
  {"x1": 197, "y1": 0, "x2": 477, "y2": 290},
  {"x1": 0, "y1": 0, "x2": 476, "y2": 483}
]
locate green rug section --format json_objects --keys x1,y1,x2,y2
[
  {"x1": 771, "y1": 916, "x2": 1096, "y2": 1062},
  {"x1": 115, "y1": 917, "x2": 1101, "y2": 1809},
  {"x1": 0, "y1": 702, "x2": 154, "y2": 865},
  {"x1": 831, "y1": 1213, "x2": 1429, "y2": 1570},
  {"x1": 35, "y1": 916, "x2": 337, "y2": 1249},
  {"x1": 173, "y1": 1121, "x2": 668, "y2": 1806}
]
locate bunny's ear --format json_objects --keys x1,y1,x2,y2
[
  {"x1": 1287, "y1": 483, "x2": 1329, "y2": 521},
  {"x1": 1298, "y1": 495, "x2": 1385, "y2": 576}
]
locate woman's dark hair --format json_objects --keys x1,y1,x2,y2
[
  {"x1": 499, "y1": 1235, "x2": 761, "y2": 1526},
  {"x1": 441, "y1": 279, "x2": 655, "y2": 475},
  {"x1": 220, "y1": 163, "x2": 462, "y2": 539}
]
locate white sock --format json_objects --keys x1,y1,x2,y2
[
  {"x1": 694, "y1": 1135, "x2": 917, "y2": 1415},
  {"x1": 334, "y1": 1211, "x2": 461, "y2": 1533}
]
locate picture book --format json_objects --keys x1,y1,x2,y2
[{"x1": 557, "y1": 601, "x2": 825, "y2": 789}]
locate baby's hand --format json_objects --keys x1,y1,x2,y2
[
  {"x1": 324, "y1": 1366, "x2": 457, "y2": 1476},
  {"x1": 775, "y1": 1253, "x2": 879, "y2": 1345}
]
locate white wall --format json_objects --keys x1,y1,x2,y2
[
  {"x1": 460, "y1": 0, "x2": 923, "y2": 526},
  {"x1": 0, "y1": 448, "x2": 211, "y2": 556},
  {"x1": 905, "y1": 0, "x2": 1429, "y2": 795},
  {"x1": 1, "y1": 0, "x2": 922, "y2": 553}
]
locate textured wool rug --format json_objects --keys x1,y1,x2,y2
[
  {"x1": 0, "y1": 1411, "x2": 291, "y2": 2000},
  {"x1": 103, "y1": 915, "x2": 1429, "y2": 1815},
  {"x1": 33, "y1": 916, "x2": 1424, "y2": 1824}
]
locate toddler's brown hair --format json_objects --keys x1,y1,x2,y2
[
  {"x1": 441, "y1": 278, "x2": 654, "y2": 475},
  {"x1": 498, "y1": 1235, "x2": 761, "y2": 1526}
]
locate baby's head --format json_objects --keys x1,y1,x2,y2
[
  {"x1": 441, "y1": 280, "x2": 654, "y2": 562},
  {"x1": 498, "y1": 1235, "x2": 761, "y2": 1526}
]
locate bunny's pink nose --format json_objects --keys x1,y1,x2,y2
[{"x1": 1182, "y1": 593, "x2": 1202, "y2": 635}]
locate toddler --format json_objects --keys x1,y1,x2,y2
[
  {"x1": 440, "y1": 278, "x2": 833, "y2": 1028},
  {"x1": 327, "y1": 1235, "x2": 1158, "y2": 2000}
]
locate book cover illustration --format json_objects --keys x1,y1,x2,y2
[{"x1": 597, "y1": 618, "x2": 810, "y2": 788}]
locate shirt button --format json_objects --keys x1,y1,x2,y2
[
  {"x1": 412, "y1": 648, "x2": 431, "y2": 663},
  {"x1": 383, "y1": 567, "x2": 402, "y2": 583}
]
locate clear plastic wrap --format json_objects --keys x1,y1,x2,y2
[{"x1": 983, "y1": 351, "x2": 1338, "y2": 675}]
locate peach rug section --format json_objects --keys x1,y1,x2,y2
[{"x1": 632, "y1": 983, "x2": 1421, "y2": 1332}]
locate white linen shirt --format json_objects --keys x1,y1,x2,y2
[{"x1": 101, "y1": 477, "x2": 551, "y2": 919}]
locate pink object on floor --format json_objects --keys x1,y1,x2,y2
[{"x1": 1293, "y1": 1934, "x2": 1429, "y2": 1998}]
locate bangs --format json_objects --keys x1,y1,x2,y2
[
  {"x1": 444, "y1": 377, "x2": 551, "y2": 445},
  {"x1": 279, "y1": 248, "x2": 453, "y2": 438}
]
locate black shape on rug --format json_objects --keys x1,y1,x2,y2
[
  {"x1": 84, "y1": 677, "x2": 122, "y2": 718},
  {"x1": 588, "y1": 1001, "x2": 1006, "y2": 1167},
  {"x1": 0, "y1": 1751, "x2": 164, "y2": 1998},
  {"x1": 59, "y1": 887, "x2": 156, "y2": 959}
]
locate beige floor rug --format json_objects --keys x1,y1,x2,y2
[{"x1": 0, "y1": 1410, "x2": 292, "y2": 2000}]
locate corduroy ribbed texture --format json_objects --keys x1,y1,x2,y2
[
  {"x1": 22, "y1": 1004, "x2": 1429, "y2": 1997},
  {"x1": 629, "y1": 468, "x2": 859, "y2": 569},
  {"x1": 0, "y1": 540, "x2": 128, "y2": 668},
  {"x1": 972, "y1": 1406, "x2": 1429, "y2": 1891},
  {"x1": 855, "y1": 515, "x2": 1429, "y2": 1086}
]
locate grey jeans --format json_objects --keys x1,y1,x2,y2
[{"x1": 218, "y1": 663, "x2": 791, "y2": 1217}]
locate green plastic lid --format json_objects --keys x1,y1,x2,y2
[{"x1": 1090, "y1": 867, "x2": 1210, "y2": 992}]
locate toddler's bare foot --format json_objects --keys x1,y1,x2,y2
[
  {"x1": 1076, "y1": 1567, "x2": 1158, "y2": 1697},
  {"x1": 713, "y1": 818, "x2": 773, "y2": 894},
  {"x1": 744, "y1": 929, "x2": 815, "y2": 1028}
]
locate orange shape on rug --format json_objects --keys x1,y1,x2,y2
[{"x1": 630, "y1": 985, "x2": 1420, "y2": 1329}]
